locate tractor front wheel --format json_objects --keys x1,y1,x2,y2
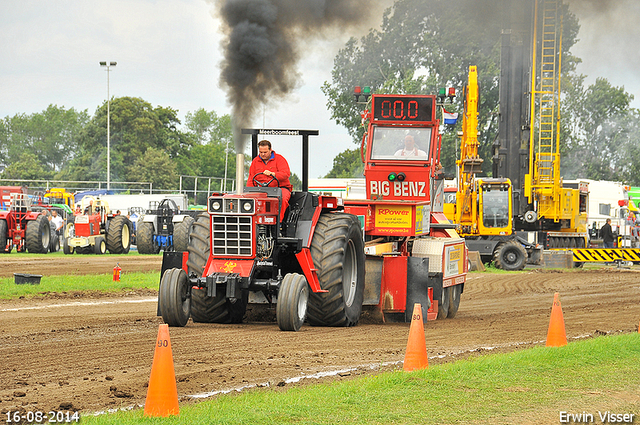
[
  {"x1": 63, "y1": 237, "x2": 74, "y2": 255},
  {"x1": 26, "y1": 215, "x2": 50, "y2": 254},
  {"x1": 307, "y1": 213, "x2": 365, "y2": 327},
  {"x1": 187, "y1": 213, "x2": 247, "y2": 323},
  {"x1": 94, "y1": 237, "x2": 107, "y2": 254},
  {"x1": 159, "y1": 268, "x2": 191, "y2": 327},
  {"x1": 277, "y1": 273, "x2": 309, "y2": 331}
]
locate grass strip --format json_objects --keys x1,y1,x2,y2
[
  {"x1": 81, "y1": 332, "x2": 640, "y2": 425},
  {"x1": 0, "y1": 271, "x2": 160, "y2": 299}
]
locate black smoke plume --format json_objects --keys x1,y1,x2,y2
[{"x1": 214, "y1": 0, "x2": 376, "y2": 150}]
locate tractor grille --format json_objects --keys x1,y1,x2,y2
[{"x1": 212, "y1": 216, "x2": 253, "y2": 256}]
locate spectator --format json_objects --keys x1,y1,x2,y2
[
  {"x1": 50, "y1": 210, "x2": 64, "y2": 236},
  {"x1": 600, "y1": 218, "x2": 615, "y2": 248}
]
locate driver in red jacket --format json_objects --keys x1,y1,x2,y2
[{"x1": 247, "y1": 139, "x2": 292, "y2": 222}]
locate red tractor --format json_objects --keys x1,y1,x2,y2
[
  {"x1": 0, "y1": 193, "x2": 51, "y2": 253},
  {"x1": 63, "y1": 197, "x2": 132, "y2": 255},
  {"x1": 158, "y1": 91, "x2": 466, "y2": 331}
]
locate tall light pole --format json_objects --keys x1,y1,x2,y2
[{"x1": 99, "y1": 61, "x2": 116, "y2": 190}]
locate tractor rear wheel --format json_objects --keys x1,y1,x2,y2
[
  {"x1": 277, "y1": 273, "x2": 309, "y2": 331},
  {"x1": 187, "y1": 213, "x2": 247, "y2": 323},
  {"x1": 136, "y1": 222, "x2": 157, "y2": 254},
  {"x1": 307, "y1": 213, "x2": 365, "y2": 327},
  {"x1": 173, "y1": 216, "x2": 194, "y2": 252},
  {"x1": 493, "y1": 241, "x2": 527, "y2": 271},
  {"x1": 26, "y1": 215, "x2": 50, "y2": 254},
  {"x1": 0, "y1": 219, "x2": 9, "y2": 253},
  {"x1": 159, "y1": 268, "x2": 191, "y2": 327},
  {"x1": 106, "y1": 215, "x2": 131, "y2": 254}
]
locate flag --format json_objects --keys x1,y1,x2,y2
[{"x1": 443, "y1": 109, "x2": 458, "y2": 125}]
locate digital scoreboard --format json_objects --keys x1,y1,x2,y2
[{"x1": 372, "y1": 95, "x2": 435, "y2": 123}]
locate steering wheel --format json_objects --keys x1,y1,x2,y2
[{"x1": 252, "y1": 172, "x2": 280, "y2": 188}]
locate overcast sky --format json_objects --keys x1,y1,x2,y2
[{"x1": 1, "y1": 0, "x2": 639, "y2": 179}]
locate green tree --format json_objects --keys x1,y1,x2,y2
[
  {"x1": 0, "y1": 105, "x2": 88, "y2": 177},
  {"x1": 127, "y1": 148, "x2": 178, "y2": 190},
  {"x1": 325, "y1": 148, "x2": 364, "y2": 178},
  {"x1": 561, "y1": 77, "x2": 634, "y2": 182},
  {"x1": 182, "y1": 109, "x2": 241, "y2": 190},
  {"x1": 1, "y1": 152, "x2": 52, "y2": 180},
  {"x1": 61, "y1": 97, "x2": 192, "y2": 183}
]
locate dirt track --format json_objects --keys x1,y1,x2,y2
[{"x1": 1, "y1": 255, "x2": 639, "y2": 416}]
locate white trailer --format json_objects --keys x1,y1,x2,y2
[{"x1": 81, "y1": 194, "x2": 189, "y2": 215}]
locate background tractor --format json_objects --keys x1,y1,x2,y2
[
  {"x1": 135, "y1": 198, "x2": 198, "y2": 254},
  {"x1": 63, "y1": 196, "x2": 132, "y2": 255},
  {"x1": 0, "y1": 193, "x2": 51, "y2": 253}
]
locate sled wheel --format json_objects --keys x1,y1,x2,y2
[
  {"x1": 447, "y1": 284, "x2": 462, "y2": 319},
  {"x1": 437, "y1": 286, "x2": 451, "y2": 320}
]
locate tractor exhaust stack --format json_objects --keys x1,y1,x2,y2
[{"x1": 236, "y1": 153, "x2": 244, "y2": 194}]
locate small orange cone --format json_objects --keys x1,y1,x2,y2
[
  {"x1": 546, "y1": 292, "x2": 567, "y2": 347},
  {"x1": 144, "y1": 324, "x2": 179, "y2": 417},
  {"x1": 403, "y1": 303, "x2": 429, "y2": 371}
]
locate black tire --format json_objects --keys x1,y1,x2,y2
[
  {"x1": 277, "y1": 273, "x2": 309, "y2": 331},
  {"x1": 187, "y1": 213, "x2": 247, "y2": 323},
  {"x1": 493, "y1": 241, "x2": 527, "y2": 271},
  {"x1": 77, "y1": 246, "x2": 93, "y2": 254},
  {"x1": 106, "y1": 215, "x2": 131, "y2": 254},
  {"x1": 63, "y1": 237, "x2": 74, "y2": 255},
  {"x1": 49, "y1": 233, "x2": 60, "y2": 253},
  {"x1": 0, "y1": 219, "x2": 9, "y2": 253},
  {"x1": 437, "y1": 286, "x2": 450, "y2": 320},
  {"x1": 447, "y1": 284, "x2": 462, "y2": 318},
  {"x1": 94, "y1": 237, "x2": 106, "y2": 255},
  {"x1": 136, "y1": 222, "x2": 158, "y2": 254},
  {"x1": 173, "y1": 216, "x2": 194, "y2": 252},
  {"x1": 159, "y1": 268, "x2": 191, "y2": 327},
  {"x1": 307, "y1": 213, "x2": 365, "y2": 327},
  {"x1": 26, "y1": 215, "x2": 50, "y2": 254}
]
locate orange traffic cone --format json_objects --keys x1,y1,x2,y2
[
  {"x1": 403, "y1": 303, "x2": 429, "y2": 371},
  {"x1": 144, "y1": 324, "x2": 179, "y2": 417},
  {"x1": 546, "y1": 292, "x2": 567, "y2": 347}
]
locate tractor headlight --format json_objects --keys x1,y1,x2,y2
[
  {"x1": 242, "y1": 200, "x2": 254, "y2": 213},
  {"x1": 209, "y1": 198, "x2": 223, "y2": 213}
]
